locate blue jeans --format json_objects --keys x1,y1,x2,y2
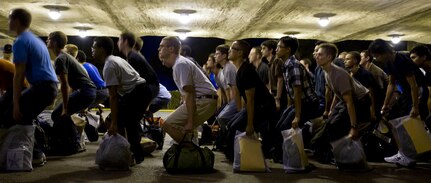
[
  {"x1": 87, "y1": 88, "x2": 109, "y2": 109},
  {"x1": 51, "y1": 87, "x2": 96, "y2": 125},
  {"x1": 1, "y1": 81, "x2": 57, "y2": 128}
]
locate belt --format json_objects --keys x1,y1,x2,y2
[{"x1": 196, "y1": 95, "x2": 218, "y2": 100}]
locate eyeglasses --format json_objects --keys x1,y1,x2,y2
[{"x1": 230, "y1": 47, "x2": 241, "y2": 51}]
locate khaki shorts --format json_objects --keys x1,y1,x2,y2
[{"x1": 164, "y1": 98, "x2": 217, "y2": 130}]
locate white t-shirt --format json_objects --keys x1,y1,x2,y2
[
  {"x1": 216, "y1": 71, "x2": 226, "y2": 90},
  {"x1": 172, "y1": 56, "x2": 217, "y2": 96},
  {"x1": 103, "y1": 55, "x2": 146, "y2": 96}
]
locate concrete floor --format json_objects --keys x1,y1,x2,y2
[{"x1": 1, "y1": 111, "x2": 431, "y2": 183}]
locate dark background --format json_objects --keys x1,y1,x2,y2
[{"x1": 41, "y1": 36, "x2": 414, "y2": 91}]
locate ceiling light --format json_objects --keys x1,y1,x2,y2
[
  {"x1": 388, "y1": 34, "x2": 404, "y2": 44},
  {"x1": 74, "y1": 26, "x2": 92, "y2": 38},
  {"x1": 43, "y1": 5, "x2": 69, "y2": 20},
  {"x1": 175, "y1": 29, "x2": 191, "y2": 40},
  {"x1": 49, "y1": 9, "x2": 61, "y2": 20},
  {"x1": 174, "y1": 9, "x2": 197, "y2": 24},
  {"x1": 283, "y1": 31, "x2": 300, "y2": 38},
  {"x1": 313, "y1": 13, "x2": 336, "y2": 27}
]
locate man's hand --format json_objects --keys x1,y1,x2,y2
[
  {"x1": 322, "y1": 110, "x2": 329, "y2": 119},
  {"x1": 246, "y1": 124, "x2": 254, "y2": 136},
  {"x1": 370, "y1": 110, "x2": 377, "y2": 122},
  {"x1": 108, "y1": 125, "x2": 118, "y2": 136},
  {"x1": 381, "y1": 105, "x2": 389, "y2": 115},
  {"x1": 61, "y1": 108, "x2": 68, "y2": 117},
  {"x1": 292, "y1": 116, "x2": 300, "y2": 129},
  {"x1": 348, "y1": 128, "x2": 359, "y2": 140},
  {"x1": 13, "y1": 105, "x2": 22, "y2": 122},
  {"x1": 410, "y1": 107, "x2": 420, "y2": 119}
]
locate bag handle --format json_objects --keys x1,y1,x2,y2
[{"x1": 172, "y1": 134, "x2": 208, "y2": 170}]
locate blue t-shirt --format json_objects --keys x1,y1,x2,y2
[
  {"x1": 83, "y1": 62, "x2": 106, "y2": 88},
  {"x1": 12, "y1": 31, "x2": 58, "y2": 85},
  {"x1": 209, "y1": 73, "x2": 218, "y2": 89}
]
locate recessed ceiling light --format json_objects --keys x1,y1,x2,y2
[
  {"x1": 313, "y1": 13, "x2": 336, "y2": 27},
  {"x1": 74, "y1": 26, "x2": 92, "y2": 38},
  {"x1": 43, "y1": 5, "x2": 69, "y2": 20},
  {"x1": 175, "y1": 29, "x2": 191, "y2": 40},
  {"x1": 388, "y1": 34, "x2": 404, "y2": 44},
  {"x1": 173, "y1": 9, "x2": 197, "y2": 24}
]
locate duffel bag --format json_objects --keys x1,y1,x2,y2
[{"x1": 163, "y1": 141, "x2": 214, "y2": 174}]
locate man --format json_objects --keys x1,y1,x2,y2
[
  {"x1": 117, "y1": 32, "x2": 159, "y2": 111},
  {"x1": 215, "y1": 44, "x2": 239, "y2": 124},
  {"x1": 262, "y1": 40, "x2": 286, "y2": 111},
  {"x1": 313, "y1": 41, "x2": 328, "y2": 115},
  {"x1": 2, "y1": 44, "x2": 12, "y2": 61},
  {"x1": 345, "y1": 51, "x2": 381, "y2": 121},
  {"x1": 48, "y1": 31, "x2": 96, "y2": 124},
  {"x1": 230, "y1": 40, "x2": 275, "y2": 158},
  {"x1": 158, "y1": 36, "x2": 217, "y2": 143},
  {"x1": 93, "y1": 36, "x2": 148, "y2": 164},
  {"x1": 134, "y1": 37, "x2": 144, "y2": 53},
  {"x1": 316, "y1": 43, "x2": 370, "y2": 142},
  {"x1": 207, "y1": 54, "x2": 226, "y2": 107},
  {"x1": 300, "y1": 58, "x2": 315, "y2": 83},
  {"x1": 276, "y1": 36, "x2": 320, "y2": 130},
  {"x1": 360, "y1": 50, "x2": 388, "y2": 95},
  {"x1": 64, "y1": 44, "x2": 78, "y2": 58},
  {"x1": 338, "y1": 51, "x2": 348, "y2": 60},
  {"x1": 3, "y1": 9, "x2": 58, "y2": 129},
  {"x1": 369, "y1": 39, "x2": 429, "y2": 167},
  {"x1": 76, "y1": 50, "x2": 108, "y2": 110},
  {"x1": 249, "y1": 46, "x2": 269, "y2": 88}
]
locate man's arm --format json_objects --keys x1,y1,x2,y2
[
  {"x1": 108, "y1": 86, "x2": 119, "y2": 135},
  {"x1": 368, "y1": 88, "x2": 376, "y2": 121},
  {"x1": 12, "y1": 63, "x2": 26, "y2": 121},
  {"x1": 342, "y1": 91, "x2": 358, "y2": 139},
  {"x1": 225, "y1": 87, "x2": 231, "y2": 102},
  {"x1": 428, "y1": 86, "x2": 431, "y2": 112},
  {"x1": 58, "y1": 74, "x2": 70, "y2": 115},
  {"x1": 323, "y1": 85, "x2": 333, "y2": 118},
  {"x1": 292, "y1": 85, "x2": 302, "y2": 128},
  {"x1": 276, "y1": 77, "x2": 283, "y2": 110},
  {"x1": 245, "y1": 88, "x2": 255, "y2": 136},
  {"x1": 382, "y1": 75, "x2": 395, "y2": 113},
  {"x1": 406, "y1": 75, "x2": 419, "y2": 118},
  {"x1": 235, "y1": 87, "x2": 242, "y2": 112},
  {"x1": 183, "y1": 85, "x2": 196, "y2": 132}
]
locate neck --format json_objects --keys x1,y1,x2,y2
[
  {"x1": 281, "y1": 54, "x2": 292, "y2": 62},
  {"x1": 232, "y1": 58, "x2": 244, "y2": 69},
  {"x1": 252, "y1": 58, "x2": 262, "y2": 68},
  {"x1": 266, "y1": 54, "x2": 274, "y2": 63},
  {"x1": 220, "y1": 59, "x2": 229, "y2": 67},
  {"x1": 363, "y1": 62, "x2": 372, "y2": 70},
  {"x1": 53, "y1": 49, "x2": 62, "y2": 57},
  {"x1": 351, "y1": 65, "x2": 360, "y2": 74},
  {"x1": 16, "y1": 28, "x2": 27, "y2": 36},
  {"x1": 122, "y1": 47, "x2": 133, "y2": 57},
  {"x1": 321, "y1": 61, "x2": 332, "y2": 73}
]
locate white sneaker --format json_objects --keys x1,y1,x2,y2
[{"x1": 384, "y1": 152, "x2": 402, "y2": 163}]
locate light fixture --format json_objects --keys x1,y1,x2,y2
[
  {"x1": 283, "y1": 31, "x2": 300, "y2": 38},
  {"x1": 43, "y1": 5, "x2": 69, "y2": 20},
  {"x1": 388, "y1": 34, "x2": 404, "y2": 44},
  {"x1": 175, "y1": 29, "x2": 191, "y2": 40},
  {"x1": 74, "y1": 26, "x2": 92, "y2": 38},
  {"x1": 313, "y1": 13, "x2": 336, "y2": 27},
  {"x1": 174, "y1": 9, "x2": 197, "y2": 24}
]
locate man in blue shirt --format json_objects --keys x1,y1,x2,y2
[{"x1": 1, "y1": 8, "x2": 58, "y2": 128}]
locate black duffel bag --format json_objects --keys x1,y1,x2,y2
[{"x1": 163, "y1": 139, "x2": 215, "y2": 174}]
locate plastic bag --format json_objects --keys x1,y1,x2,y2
[
  {"x1": 331, "y1": 136, "x2": 368, "y2": 170},
  {"x1": 390, "y1": 115, "x2": 431, "y2": 159},
  {"x1": 233, "y1": 131, "x2": 269, "y2": 172},
  {"x1": 282, "y1": 128, "x2": 308, "y2": 172},
  {"x1": 0, "y1": 125, "x2": 35, "y2": 171},
  {"x1": 95, "y1": 133, "x2": 131, "y2": 170}
]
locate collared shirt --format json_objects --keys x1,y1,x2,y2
[
  {"x1": 282, "y1": 55, "x2": 318, "y2": 102},
  {"x1": 172, "y1": 56, "x2": 217, "y2": 96}
]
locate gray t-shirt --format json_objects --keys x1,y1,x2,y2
[
  {"x1": 367, "y1": 63, "x2": 388, "y2": 90},
  {"x1": 216, "y1": 71, "x2": 226, "y2": 90},
  {"x1": 55, "y1": 52, "x2": 95, "y2": 90},
  {"x1": 222, "y1": 61, "x2": 237, "y2": 88},
  {"x1": 172, "y1": 56, "x2": 217, "y2": 96},
  {"x1": 103, "y1": 55, "x2": 146, "y2": 96},
  {"x1": 325, "y1": 63, "x2": 369, "y2": 100}
]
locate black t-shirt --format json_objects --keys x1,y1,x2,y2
[
  {"x1": 353, "y1": 67, "x2": 377, "y2": 89},
  {"x1": 236, "y1": 62, "x2": 273, "y2": 109},
  {"x1": 127, "y1": 51, "x2": 159, "y2": 86},
  {"x1": 256, "y1": 62, "x2": 269, "y2": 85},
  {"x1": 425, "y1": 72, "x2": 431, "y2": 87},
  {"x1": 385, "y1": 52, "x2": 426, "y2": 95},
  {"x1": 55, "y1": 52, "x2": 95, "y2": 90}
]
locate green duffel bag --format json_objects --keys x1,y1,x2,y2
[{"x1": 163, "y1": 142, "x2": 215, "y2": 174}]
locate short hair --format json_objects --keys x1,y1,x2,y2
[
  {"x1": 261, "y1": 40, "x2": 277, "y2": 55},
  {"x1": 216, "y1": 44, "x2": 230, "y2": 56},
  {"x1": 76, "y1": 50, "x2": 86, "y2": 63},
  {"x1": 279, "y1": 36, "x2": 299, "y2": 54},
  {"x1": 9, "y1": 8, "x2": 32, "y2": 28},
  {"x1": 134, "y1": 37, "x2": 143, "y2": 51},
  {"x1": 49, "y1": 31, "x2": 68, "y2": 49},
  {"x1": 181, "y1": 45, "x2": 192, "y2": 56},
  {"x1": 410, "y1": 45, "x2": 431, "y2": 61},
  {"x1": 64, "y1": 44, "x2": 78, "y2": 57},
  {"x1": 94, "y1": 37, "x2": 114, "y2": 55},
  {"x1": 162, "y1": 36, "x2": 181, "y2": 54},
  {"x1": 368, "y1": 39, "x2": 394, "y2": 55},
  {"x1": 252, "y1": 46, "x2": 262, "y2": 57},
  {"x1": 300, "y1": 58, "x2": 312, "y2": 66},
  {"x1": 120, "y1": 32, "x2": 136, "y2": 48},
  {"x1": 315, "y1": 40, "x2": 327, "y2": 46},
  {"x1": 319, "y1": 43, "x2": 338, "y2": 60},
  {"x1": 361, "y1": 50, "x2": 372, "y2": 62},
  {"x1": 208, "y1": 53, "x2": 215, "y2": 62},
  {"x1": 347, "y1": 51, "x2": 361, "y2": 65},
  {"x1": 235, "y1": 40, "x2": 251, "y2": 59}
]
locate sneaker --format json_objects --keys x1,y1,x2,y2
[
  {"x1": 384, "y1": 152, "x2": 402, "y2": 163},
  {"x1": 32, "y1": 152, "x2": 47, "y2": 167},
  {"x1": 395, "y1": 154, "x2": 416, "y2": 167}
]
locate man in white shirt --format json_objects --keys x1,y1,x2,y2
[{"x1": 158, "y1": 36, "x2": 217, "y2": 143}]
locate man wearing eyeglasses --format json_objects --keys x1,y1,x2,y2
[{"x1": 158, "y1": 36, "x2": 217, "y2": 144}]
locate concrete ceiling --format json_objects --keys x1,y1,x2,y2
[{"x1": 0, "y1": 0, "x2": 430, "y2": 43}]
